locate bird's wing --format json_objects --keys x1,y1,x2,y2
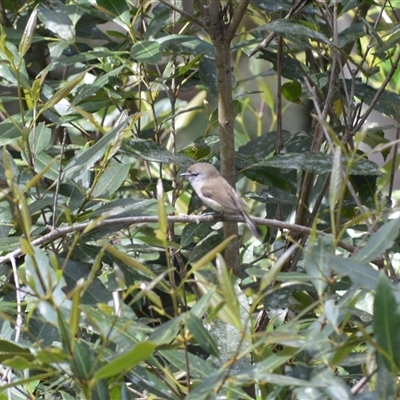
[{"x1": 201, "y1": 184, "x2": 241, "y2": 213}]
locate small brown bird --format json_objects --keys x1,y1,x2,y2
[{"x1": 181, "y1": 163, "x2": 262, "y2": 238}]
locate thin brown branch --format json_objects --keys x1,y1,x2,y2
[
  {"x1": 226, "y1": 0, "x2": 250, "y2": 41},
  {"x1": 0, "y1": 214, "x2": 364, "y2": 266}
]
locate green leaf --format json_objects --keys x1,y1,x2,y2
[
  {"x1": 282, "y1": 81, "x2": 302, "y2": 103},
  {"x1": 64, "y1": 117, "x2": 130, "y2": 180},
  {"x1": 338, "y1": 22, "x2": 365, "y2": 47},
  {"x1": 310, "y1": 368, "x2": 353, "y2": 400},
  {"x1": 145, "y1": 3, "x2": 181, "y2": 39},
  {"x1": 0, "y1": 340, "x2": 34, "y2": 363},
  {"x1": 97, "y1": 0, "x2": 130, "y2": 25},
  {"x1": 199, "y1": 56, "x2": 218, "y2": 98},
  {"x1": 188, "y1": 231, "x2": 224, "y2": 264},
  {"x1": 215, "y1": 254, "x2": 240, "y2": 325},
  {"x1": 90, "y1": 198, "x2": 158, "y2": 218},
  {"x1": 72, "y1": 340, "x2": 95, "y2": 380},
  {"x1": 328, "y1": 255, "x2": 379, "y2": 290},
  {"x1": 18, "y1": 6, "x2": 38, "y2": 57},
  {"x1": 38, "y1": 0, "x2": 74, "y2": 40},
  {"x1": 72, "y1": 65, "x2": 124, "y2": 105},
  {"x1": 127, "y1": 365, "x2": 181, "y2": 400},
  {"x1": 156, "y1": 179, "x2": 168, "y2": 239},
  {"x1": 40, "y1": 69, "x2": 87, "y2": 115},
  {"x1": 91, "y1": 163, "x2": 130, "y2": 198},
  {"x1": 355, "y1": 218, "x2": 400, "y2": 263},
  {"x1": 122, "y1": 138, "x2": 193, "y2": 166},
  {"x1": 29, "y1": 123, "x2": 52, "y2": 154},
  {"x1": 0, "y1": 117, "x2": 23, "y2": 146},
  {"x1": 373, "y1": 272, "x2": 400, "y2": 373},
  {"x1": 130, "y1": 41, "x2": 163, "y2": 64},
  {"x1": 258, "y1": 152, "x2": 380, "y2": 176},
  {"x1": 304, "y1": 235, "x2": 333, "y2": 296},
  {"x1": 63, "y1": 259, "x2": 113, "y2": 305},
  {"x1": 239, "y1": 161, "x2": 290, "y2": 190},
  {"x1": 92, "y1": 379, "x2": 110, "y2": 400},
  {"x1": 94, "y1": 341, "x2": 156, "y2": 380},
  {"x1": 57, "y1": 308, "x2": 73, "y2": 356},
  {"x1": 344, "y1": 79, "x2": 400, "y2": 121},
  {"x1": 181, "y1": 222, "x2": 214, "y2": 248},
  {"x1": 185, "y1": 370, "x2": 232, "y2": 400},
  {"x1": 258, "y1": 49, "x2": 304, "y2": 82},
  {"x1": 25, "y1": 247, "x2": 66, "y2": 303},
  {"x1": 238, "y1": 349, "x2": 297, "y2": 381},
  {"x1": 161, "y1": 349, "x2": 218, "y2": 380},
  {"x1": 40, "y1": 50, "x2": 125, "y2": 75},
  {"x1": 256, "y1": 19, "x2": 331, "y2": 48},
  {"x1": 185, "y1": 313, "x2": 219, "y2": 357},
  {"x1": 159, "y1": 34, "x2": 214, "y2": 55},
  {"x1": 34, "y1": 152, "x2": 60, "y2": 180},
  {"x1": 149, "y1": 316, "x2": 183, "y2": 345}
]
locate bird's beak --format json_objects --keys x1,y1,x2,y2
[{"x1": 180, "y1": 172, "x2": 189, "y2": 177}]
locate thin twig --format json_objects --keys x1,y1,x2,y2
[
  {"x1": 158, "y1": 0, "x2": 206, "y2": 30},
  {"x1": 226, "y1": 0, "x2": 250, "y2": 41},
  {"x1": 52, "y1": 129, "x2": 67, "y2": 228},
  {"x1": 0, "y1": 214, "x2": 366, "y2": 266},
  {"x1": 10, "y1": 257, "x2": 22, "y2": 342},
  {"x1": 351, "y1": 47, "x2": 400, "y2": 135},
  {"x1": 249, "y1": 0, "x2": 312, "y2": 57}
]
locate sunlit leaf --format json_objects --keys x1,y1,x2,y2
[{"x1": 130, "y1": 41, "x2": 163, "y2": 64}]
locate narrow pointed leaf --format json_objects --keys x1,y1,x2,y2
[
  {"x1": 19, "y1": 6, "x2": 38, "y2": 57},
  {"x1": 185, "y1": 313, "x2": 220, "y2": 357},
  {"x1": 355, "y1": 218, "x2": 400, "y2": 263},
  {"x1": 373, "y1": 272, "x2": 400, "y2": 373},
  {"x1": 40, "y1": 69, "x2": 88, "y2": 114},
  {"x1": 94, "y1": 341, "x2": 156, "y2": 380}
]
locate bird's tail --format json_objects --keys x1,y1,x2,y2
[{"x1": 242, "y1": 211, "x2": 262, "y2": 238}]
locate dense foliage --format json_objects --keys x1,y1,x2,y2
[{"x1": 0, "y1": 0, "x2": 399, "y2": 399}]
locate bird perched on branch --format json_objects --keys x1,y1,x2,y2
[{"x1": 181, "y1": 163, "x2": 262, "y2": 238}]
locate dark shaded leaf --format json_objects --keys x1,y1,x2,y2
[
  {"x1": 257, "y1": 152, "x2": 381, "y2": 176},
  {"x1": 185, "y1": 313, "x2": 219, "y2": 357},
  {"x1": 122, "y1": 138, "x2": 193, "y2": 166},
  {"x1": 63, "y1": 259, "x2": 112, "y2": 305},
  {"x1": 344, "y1": 79, "x2": 400, "y2": 120},
  {"x1": 199, "y1": 56, "x2": 218, "y2": 98},
  {"x1": 188, "y1": 230, "x2": 224, "y2": 263},
  {"x1": 0, "y1": 340, "x2": 34, "y2": 362},
  {"x1": 239, "y1": 130, "x2": 291, "y2": 158},
  {"x1": 373, "y1": 273, "x2": 400, "y2": 373}
]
